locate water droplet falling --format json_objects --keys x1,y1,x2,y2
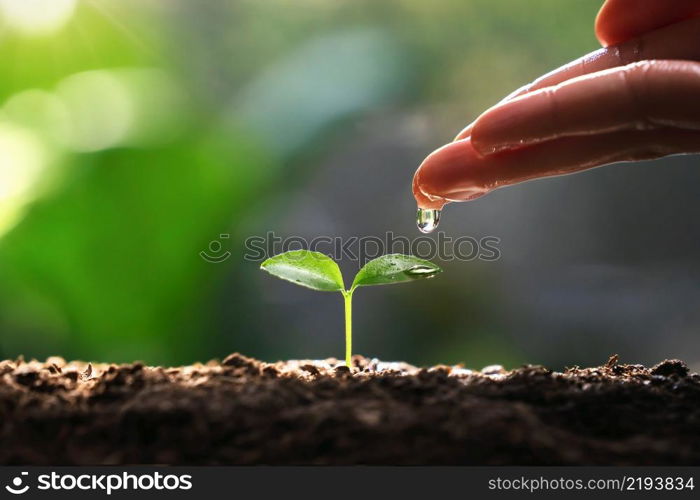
[{"x1": 416, "y1": 208, "x2": 440, "y2": 233}]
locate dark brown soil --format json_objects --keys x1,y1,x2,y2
[{"x1": 0, "y1": 353, "x2": 698, "y2": 465}]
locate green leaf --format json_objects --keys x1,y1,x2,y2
[
  {"x1": 351, "y1": 254, "x2": 442, "y2": 289},
  {"x1": 260, "y1": 250, "x2": 345, "y2": 292}
]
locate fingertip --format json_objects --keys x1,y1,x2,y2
[
  {"x1": 413, "y1": 139, "x2": 491, "y2": 204},
  {"x1": 594, "y1": 0, "x2": 615, "y2": 47},
  {"x1": 412, "y1": 167, "x2": 446, "y2": 210}
]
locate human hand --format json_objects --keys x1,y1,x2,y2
[{"x1": 413, "y1": 0, "x2": 700, "y2": 210}]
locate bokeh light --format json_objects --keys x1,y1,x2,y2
[
  {"x1": 0, "y1": 121, "x2": 47, "y2": 235},
  {"x1": 55, "y1": 70, "x2": 134, "y2": 152},
  {"x1": 3, "y1": 89, "x2": 71, "y2": 145},
  {"x1": 53, "y1": 68, "x2": 186, "y2": 152}
]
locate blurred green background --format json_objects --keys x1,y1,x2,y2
[{"x1": 1, "y1": 0, "x2": 698, "y2": 370}]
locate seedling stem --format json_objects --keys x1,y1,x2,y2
[{"x1": 260, "y1": 251, "x2": 441, "y2": 365}]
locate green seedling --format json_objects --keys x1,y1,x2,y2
[{"x1": 260, "y1": 251, "x2": 442, "y2": 366}]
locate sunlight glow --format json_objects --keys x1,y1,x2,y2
[{"x1": 0, "y1": 0, "x2": 77, "y2": 36}]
